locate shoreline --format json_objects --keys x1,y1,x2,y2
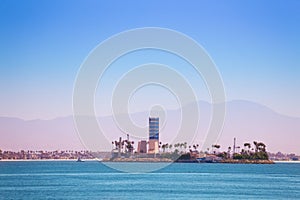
[
  {"x1": 0, "y1": 159, "x2": 100, "y2": 162},
  {"x1": 220, "y1": 159, "x2": 274, "y2": 164},
  {"x1": 1, "y1": 159, "x2": 299, "y2": 164},
  {"x1": 273, "y1": 160, "x2": 300, "y2": 163}
]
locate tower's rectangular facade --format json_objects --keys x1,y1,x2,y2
[
  {"x1": 148, "y1": 117, "x2": 159, "y2": 154},
  {"x1": 149, "y1": 117, "x2": 159, "y2": 140}
]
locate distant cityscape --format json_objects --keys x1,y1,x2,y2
[
  {"x1": 0, "y1": 150, "x2": 95, "y2": 160},
  {"x1": 0, "y1": 116, "x2": 299, "y2": 162},
  {"x1": 0, "y1": 147, "x2": 299, "y2": 162}
]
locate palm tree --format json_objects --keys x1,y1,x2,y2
[
  {"x1": 174, "y1": 143, "x2": 178, "y2": 150},
  {"x1": 244, "y1": 143, "x2": 251, "y2": 154},
  {"x1": 193, "y1": 145, "x2": 196, "y2": 150},
  {"x1": 227, "y1": 146, "x2": 231, "y2": 157},
  {"x1": 257, "y1": 142, "x2": 266, "y2": 152},
  {"x1": 212, "y1": 144, "x2": 221, "y2": 154},
  {"x1": 180, "y1": 143, "x2": 184, "y2": 152},
  {"x1": 253, "y1": 141, "x2": 258, "y2": 153},
  {"x1": 165, "y1": 143, "x2": 169, "y2": 152},
  {"x1": 211, "y1": 145, "x2": 215, "y2": 154}
]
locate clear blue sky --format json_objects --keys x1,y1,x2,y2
[{"x1": 0, "y1": 0, "x2": 299, "y2": 119}]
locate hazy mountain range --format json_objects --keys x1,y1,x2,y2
[{"x1": 0, "y1": 100, "x2": 299, "y2": 154}]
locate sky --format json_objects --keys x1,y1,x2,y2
[
  {"x1": 0, "y1": 0, "x2": 300, "y2": 153},
  {"x1": 1, "y1": 0, "x2": 300, "y2": 121}
]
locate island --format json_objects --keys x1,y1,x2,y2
[{"x1": 104, "y1": 138, "x2": 275, "y2": 164}]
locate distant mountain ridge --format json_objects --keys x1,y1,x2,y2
[{"x1": 0, "y1": 100, "x2": 299, "y2": 154}]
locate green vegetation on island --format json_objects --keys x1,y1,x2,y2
[{"x1": 107, "y1": 138, "x2": 274, "y2": 164}]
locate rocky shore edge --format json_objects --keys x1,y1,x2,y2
[
  {"x1": 103, "y1": 158, "x2": 274, "y2": 164},
  {"x1": 103, "y1": 158, "x2": 173, "y2": 162},
  {"x1": 220, "y1": 159, "x2": 274, "y2": 164}
]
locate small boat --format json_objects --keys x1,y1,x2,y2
[
  {"x1": 197, "y1": 155, "x2": 222, "y2": 163},
  {"x1": 76, "y1": 158, "x2": 84, "y2": 162}
]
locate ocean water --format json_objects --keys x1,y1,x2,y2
[{"x1": 0, "y1": 161, "x2": 300, "y2": 199}]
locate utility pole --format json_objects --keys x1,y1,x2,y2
[{"x1": 233, "y1": 137, "x2": 236, "y2": 155}]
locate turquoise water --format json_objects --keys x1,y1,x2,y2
[{"x1": 0, "y1": 161, "x2": 300, "y2": 199}]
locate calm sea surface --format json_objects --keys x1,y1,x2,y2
[{"x1": 0, "y1": 161, "x2": 299, "y2": 199}]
